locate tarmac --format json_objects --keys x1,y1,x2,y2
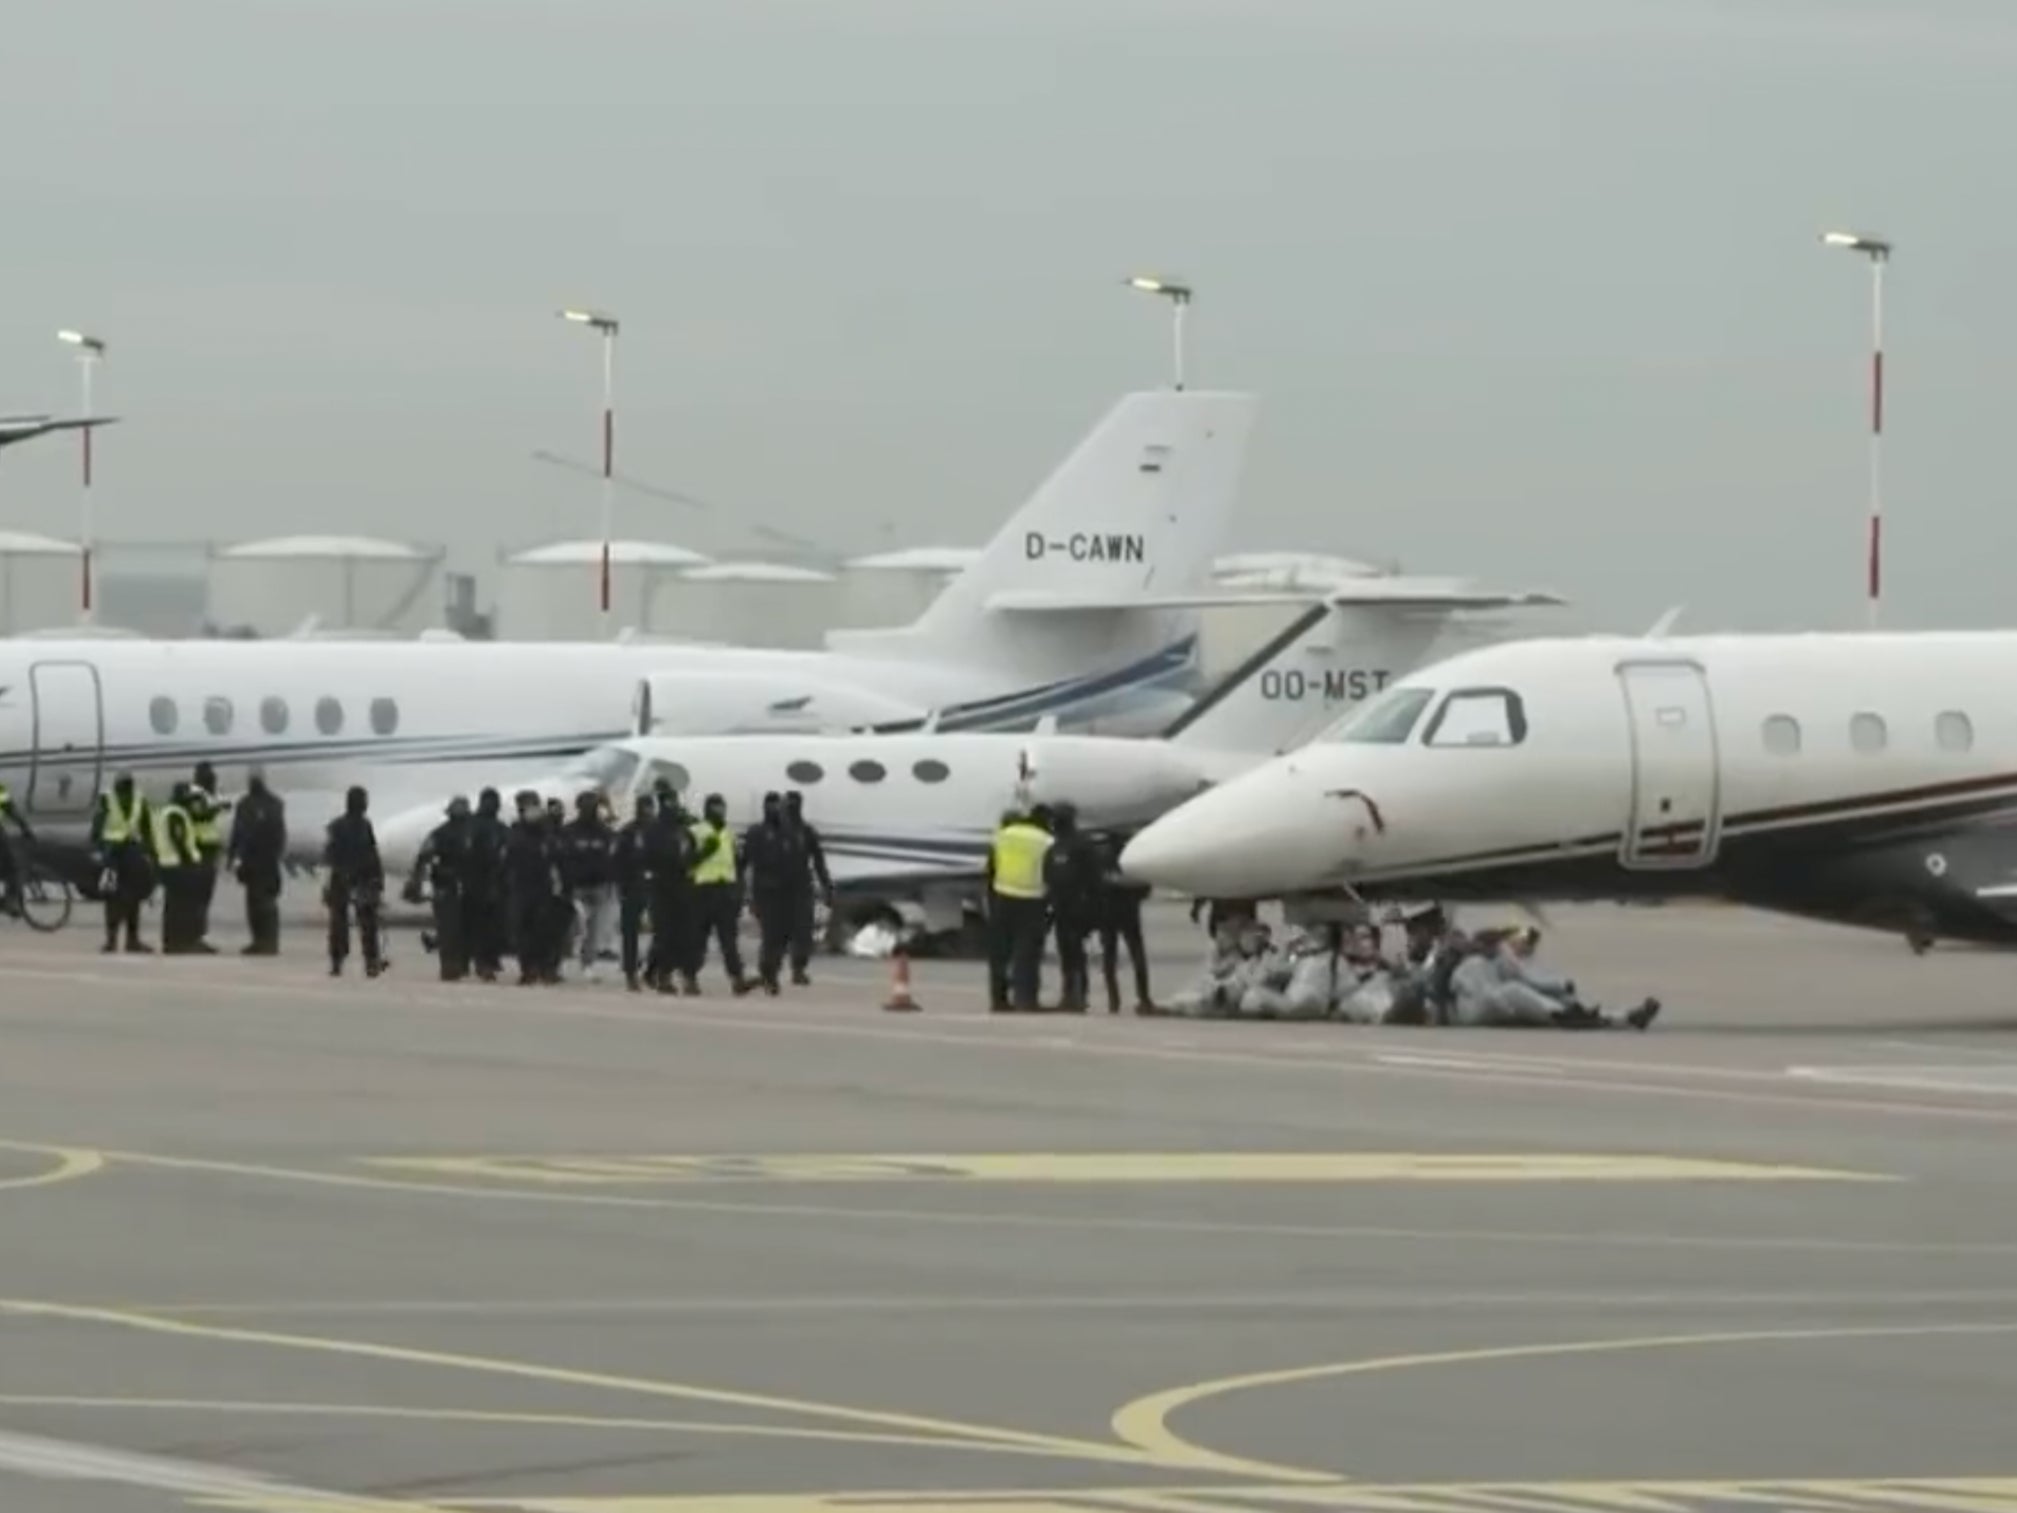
[{"x1": 3, "y1": 896, "x2": 2017, "y2": 1512}]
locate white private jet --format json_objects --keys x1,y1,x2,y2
[
  {"x1": 380, "y1": 592, "x2": 1559, "y2": 938},
  {"x1": 1, "y1": 389, "x2": 1258, "y2": 857},
  {"x1": 1121, "y1": 630, "x2": 2017, "y2": 949}
]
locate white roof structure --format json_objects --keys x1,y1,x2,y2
[
  {"x1": 510, "y1": 538, "x2": 711, "y2": 569},
  {"x1": 681, "y1": 560, "x2": 836, "y2": 585},
  {"x1": 221, "y1": 534, "x2": 434, "y2": 561},
  {"x1": 0, "y1": 530, "x2": 81, "y2": 556},
  {"x1": 845, "y1": 546, "x2": 982, "y2": 572}
]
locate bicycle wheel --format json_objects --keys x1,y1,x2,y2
[{"x1": 19, "y1": 865, "x2": 74, "y2": 933}]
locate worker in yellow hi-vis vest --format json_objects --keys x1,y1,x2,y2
[
  {"x1": 90, "y1": 773, "x2": 154, "y2": 953},
  {"x1": 986, "y1": 807, "x2": 1053, "y2": 1013}
]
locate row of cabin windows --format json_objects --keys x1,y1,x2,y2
[
  {"x1": 148, "y1": 695, "x2": 400, "y2": 739},
  {"x1": 628, "y1": 755, "x2": 953, "y2": 794},
  {"x1": 1762, "y1": 710, "x2": 1974, "y2": 756}
]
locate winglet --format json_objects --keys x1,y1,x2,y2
[{"x1": 1646, "y1": 604, "x2": 1685, "y2": 638}]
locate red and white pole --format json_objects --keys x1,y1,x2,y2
[
  {"x1": 1865, "y1": 251, "x2": 1886, "y2": 629},
  {"x1": 1823, "y1": 232, "x2": 1891, "y2": 629},
  {"x1": 599, "y1": 326, "x2": 615, "y2": 621}
]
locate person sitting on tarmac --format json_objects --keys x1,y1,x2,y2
[
  {"x1": 1241, "y1": 922, "x2": 1344, "y2": 1020},
  {"x1": 1335, "y1": 924, "x2": 1399, "y2": 1023},
  {"x1": 1382, "y1": 904, "x2": 1457, "y2": 1024},
  {"x1": 1450, "y1": 925, "x2": 1659, "y2": 1031},
  {"x1": 1153, "y1": 916, "x2": 1260, "y2": 1018}
]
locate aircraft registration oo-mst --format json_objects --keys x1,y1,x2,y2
[{"x1": 1122, "y1": 630, "x2": 2017, "y2": 950}]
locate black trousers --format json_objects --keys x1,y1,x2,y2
[
  {"x1": 468, "y1": 883, "x2": 504, "y2": 977},
  {"x1": 620, "y1": 889, "x2": 650, "y2": 981},
  {"x1": 510, "y1": 886, "x2": 550, "y2": 980},
  {"x1": 1054, "y1": 910, "x2": 1093, "y2": 1009},
  {"x1": 647, "y1": 884, "x2": 685, "y2": 984},
  {"x1": 160, "y1": 866, "x2": 201, "y2": 953},
  {"x1": 241, "y1": 863, "x2": 282, "y2": 954},
  {"x1": 327, "y1": 880, "x2": 382, "y2": 967},
  {"x1": 988, "y1": 894, "x2": 1046, "y2": 1010},
  {"x1": 753, "y1": 888, "x2": 791, "y2": 985},
  {"x1": 689, "y1": 884, "x2": 745, "y2": 982},
  {"x1": 1098, "y1": 909, "x2": 1151, "y2": 1010},
  {"x1": 103, "y1": 850, "x2": 150, "y2": 948},
  {"x1": 432, "y1": 887, "x2": 468, "y2": 980},
  {"x1": 787, "y1": 889, "x2": 818, "y2": 975}
]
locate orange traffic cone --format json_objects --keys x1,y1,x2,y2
[{"x1": 883, "y1": 949, "x2": 921, "y2": 1012}]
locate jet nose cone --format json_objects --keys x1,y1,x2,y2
[
  {"x1": 1123, "y1": 757, "x2": 1349, "y2": 898},
  {"x1": 1120, "y1": 810, "x2": 1218, "y2": 895}
]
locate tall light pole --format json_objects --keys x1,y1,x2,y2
[
  {"x1": 558, "y1": 307, "x2": 620, "y2": 628},
  {"x1": 1125, "y1": 276, "x2": 1193, "y2": 391},
  {"x1": 57, "y1": 329, "x2": 107, "y2": 622},
  {"x1": 1821, "y1": 231, "x2": 1890, "y2": 629}
]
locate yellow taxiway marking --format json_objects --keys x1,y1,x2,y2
[
  {"x1": 432, "y1": 1479, "x2": 2017, "y2": 1513},
  {"x1": 361, "y1": 1153, "x2": 1888, "y2": 1186},
  {"x1": 1109, "y1": 1319, "x2": 2017, "y2": 1480},
  {"x1": 0, "y1": 1299, "x2": 1313, "y2": 1483},
  {"x1": 0, "y1": 1395, "x2": 1073, "y2": 1454},
  {"x1": 0, "y1": 1141, "x2": 104, "y2": 1192}
]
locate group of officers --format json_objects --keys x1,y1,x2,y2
[
  {"x1": 84, "y1": 769, "x2": 834, "y2": 992},
  {"x1": 985, "y1": 801, "x2": 1153, "y2": 1014},
  {"x1": 387, "y1": 779, "x2": 834, "y2": 993}
]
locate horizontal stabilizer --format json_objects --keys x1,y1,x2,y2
[
  {"x1": 986, "y1": 580, "x2": 1566, "y2": 613},
  {"x1": 0, "y1": 414, "x2": 118, "y2": 451}
]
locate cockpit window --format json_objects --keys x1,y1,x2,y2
[
  {"x1": 1322, "y1": 686, "x2": 1435, "y2": 744},
  {"x1": 558, "y1": 745, "x2": 643, "y2": 795},
  {"x1": 1422, "y1": 687, "x2": 1527, "y2": 748}
]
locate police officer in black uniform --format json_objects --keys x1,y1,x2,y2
[
  {"x1": 0, "y1": 775, "x2": 37, "y2": 920},
  {"x1": 323, "y1": 785, "x2": 386, "y2": 977},
  {"x1": 1044, "y1": 802, "x2": 1098, "y2": 1012},
  {"x1": 506, "y1": 789, "x2": 559, "y2": 984},
  {"x1": 613, "y1": 792, "x2": 656, "y2": 992},
  {"x1": 780, "y1": 789, "x2": 832, "y2": 986},
  {"x1": 541, "y1": 795, "x2": 574, "y2": 977},
  {"x1": 466, "y1": 787, "x2": 509, "y2": 981},
  {"x1": 643, "y1": 785, "x2": 694, "y2": 992},
  {"x1": 1089, "y1": 829, "x2": 1153, "y2": 1013},
  {"x1": 228, "y1": 773, "x2": 287, "y2": 955},
  {"x1": 740, "y1": 791, "x2": 792, "y2": 994},
  {"x1": 409, "y1": 796, "x2": 475, "y2": 980},
  {"x1": 90, "y1": 773, "x2": 153, "y2": 953}
]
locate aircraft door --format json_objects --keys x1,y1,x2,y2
[
  {"x1": 1616, "y1": 661, "x2": 1720, "y2": 869},
  {"x1": 28, "y1": 661, "x2": 105, "y2": 816}
]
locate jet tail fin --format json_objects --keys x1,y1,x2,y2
[
  {"x1": 1159, "y1": 597, "x2": 1524, "y2": 755},
  {"x1": 826, "y1": 390, "x2": 1256, "y2": 682}
]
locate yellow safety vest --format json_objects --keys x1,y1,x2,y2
[
  {"x1": 100, "y1": 791, "x2": 146, "y2": 845},
  {"x1": 690, "y1": 821, "x2": 736, "y2": 886},
  {"x1": 990, "y1": 822, "x2": 1052, "y2": 900},
  {"x1": 189, "y1": 787, "x2": 223, "y2": 849},
  {"x1": 153, "y1": 803, "x2": 192, "y2": 869}
]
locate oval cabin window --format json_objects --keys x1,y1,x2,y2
[
  {"x1": 848, "y1": 759, "x2": 887, "y2": 784},
  {"x1": 1850, "y1": 712, "x2": 1888, "y2": 754},
  {"x1": 1936, "y1": 711, "x2": 1974, "y2": 752},
  {"x1": 260, "y1": 696, "x2": 290, "y2": 735},
  {"x1": 315, "y1": 697, "x2": 344, "y2": 735},
  {"x1": 912, "y1": 758, "x2": 951, "y2": 784},
  {"x1": 786, "y1": 760, "x2": 825, "y2": 785},
  {"x1": 369, "y1": 698, "x2": 399, "y2": 736},
  {"x1": 149, "y1": 696, "x2": 179, "y2": 735},
  {"x1": 1762, "y1": 715, "x2": 1801, "y2": 756},
  {"x1": 203, "y1": 696, "x2": 235, "y2": 736}
]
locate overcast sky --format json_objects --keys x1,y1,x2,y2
[{"x1": 3, "y1": 0, "x2": 2013, "y2": 630}]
